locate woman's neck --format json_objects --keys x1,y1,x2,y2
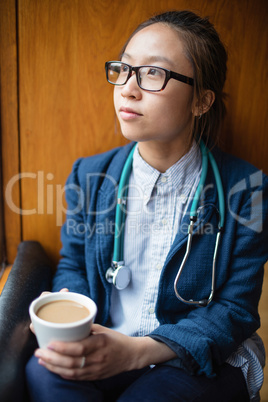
[{"x1": 137, "y1": 139, "x2": 193, "y2": 173}]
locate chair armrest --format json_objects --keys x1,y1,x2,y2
[{"x1": 0, "y1": 241, "x2": 53, "y2": 402}]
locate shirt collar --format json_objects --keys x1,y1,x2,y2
[
  {"x1": 166, "y1": 141, "x2": 201, "y2": 201},
  {"x1": 132, "y1": 145, "x2": 160, "y2": 203},
  {"x1": 132, "y1": 141, "x2": 202, "y2": 205}
]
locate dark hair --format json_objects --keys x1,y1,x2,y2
[{"x1": 120, "y1": 10, "x2": 228, "y2": 147}]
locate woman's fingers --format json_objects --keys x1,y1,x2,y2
[
  {"x1": 29, "y1": 323, "x2": 35, "y2": 334},
  {"x1": 34, "y1": 325, "x2": 137, "y2": 381},
  {"x1": 39, "y1": 291, "x2": 51, "y2": 297},
  {"x1": 35, "y1": 347, "x2": 83, "y2": 369},
  {"x1": 40, "y1": 288, "x2": 69, "y2": 297},
  {"x1": 34, "y1": 347, "x2": 98, "y2": 380},
  {"x1": 47, "y1": 334, "x2": 98, "y2": 358}
]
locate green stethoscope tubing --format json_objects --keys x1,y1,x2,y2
[
  {"x1": 111, "y1": 141, "x2": 225, "y2": 306},
  {"x1": 113, "y1": 145, "x2": 136, "y2": 263},
  {"x1": 174, "y1": 141, "x2": 225, "y2": 306},
  {"x1": 190, "y1": 141, "x2": 225, "y2": 226}
]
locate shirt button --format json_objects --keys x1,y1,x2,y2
[
  {"x1": 180, "y1": 194, "x2": 187, "y2": 203},
  {"x1": 162, "y1": 218, "x2": 167, "y2": 225},
  {"x1": 148, "y1": 307, "x2": 155, "y2": 315},
  {"x1": 161, "y1": 176, "x2": 167, "y2": 183},
  {"x1": 156, "y1": 263, "x2": 162, "y2": 270}
]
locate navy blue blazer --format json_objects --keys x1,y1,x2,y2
[{"x1": 53, "y1": 142, "x2": 268, "y2": 377}]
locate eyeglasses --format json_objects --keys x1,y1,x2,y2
[{"x1": 105, "y1": 61, "x2": 194, "y2": 92}]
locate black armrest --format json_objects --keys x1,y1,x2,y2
[{"x1": 0, "y1": 241, "x2": 53, "y2": 402}]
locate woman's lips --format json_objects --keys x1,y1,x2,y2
[{"x1": 119, "y1": 107, "x2": 143, "y2": 120}]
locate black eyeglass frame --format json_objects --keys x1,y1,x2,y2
[{"x1": 105, "y1": 61, "x2": 194, "y2": 92}]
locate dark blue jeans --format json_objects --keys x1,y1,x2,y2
[{"x1": 26, "y1": 356, "x2": 250, "y2": 402}]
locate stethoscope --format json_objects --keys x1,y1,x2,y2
[{"x1": 106, "y1": 141, "x2": 225, "y2": 307}]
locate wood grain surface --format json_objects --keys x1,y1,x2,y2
[{"x1": 0, "y1": 0, "x2": 21, "y2": 261}]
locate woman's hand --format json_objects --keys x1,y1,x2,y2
[{"x1": 34, "y1": 324, "x2": 176, "y2": 381}]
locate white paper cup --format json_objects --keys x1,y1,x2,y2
[{"x1": 29, "y1": 292, "x2": 97, "y2": 349}]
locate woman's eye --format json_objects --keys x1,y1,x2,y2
[
  {"x1": 146, "y1": 68, "x2": 165, "y2": 80},
  {"x1": 121, "y1": 65, "x2": 129, "y2": 73},
  {"x1": 148, "y1": 68, "x2": 159, "y2": 76}
]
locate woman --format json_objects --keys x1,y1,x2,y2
[{"x1": 26, "y1": 10, "x2": 268, "y2": 402}]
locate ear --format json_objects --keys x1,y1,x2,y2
[{"x1": 192, "y1": 90, "x2": 215, "y2": 117}]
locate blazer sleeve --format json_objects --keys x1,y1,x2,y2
[{"x1": 149, "y1": 172, "x2": 268, "y2": 378}]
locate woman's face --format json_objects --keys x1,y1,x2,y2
[{"x1": 113, "y1": 23, "x2": 195, "y2": 149}]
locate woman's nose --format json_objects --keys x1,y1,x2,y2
[{"x1": 120, "y1": 73, "x2": 142, "y2": 99}]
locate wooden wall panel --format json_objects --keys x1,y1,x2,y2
[
  {"x1": 18, "y1": 0, "x2": 128, "y2": 264},
  {"x1": 0, "y1": 0, "x2": 21, "y2": 263},
  {"x1": 219, "y1": 0, "x2": 268, "y2": 169}
]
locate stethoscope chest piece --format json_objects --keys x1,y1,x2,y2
[{"x1": 106, "y1": 262, "x2": 131, "y2": 290}]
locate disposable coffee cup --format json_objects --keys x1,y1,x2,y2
[{"x1": 29, "y1": 292, "x2": 97, "y2": 349}]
